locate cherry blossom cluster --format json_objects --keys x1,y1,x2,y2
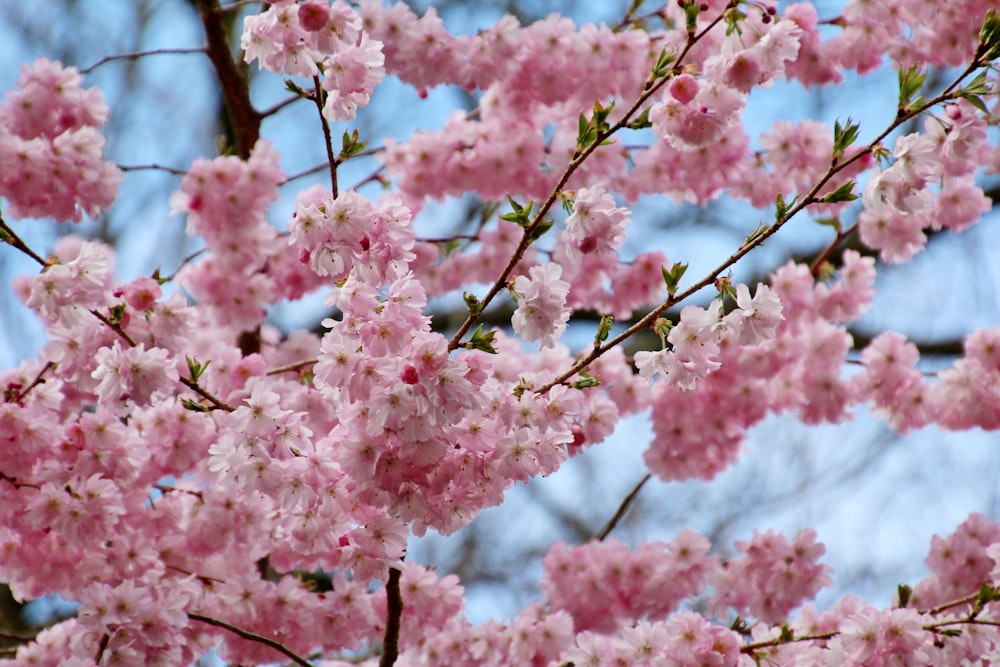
[
  {"x1": 860, "y1": 99, "x2": 992, "y2": 263},
  {"x1": 4, "y1": 0, "x2": 1000, "y2": 665},
  {"x1": 243, "y1": 0, "x2": 385, "y2": 121},
  {"x1": 0, "y1": 57, "x2": 121, "y2": 222}
]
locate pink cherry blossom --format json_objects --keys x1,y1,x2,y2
[{"x1": 510, "y1": 262, "x2": 571, "y2": 348}]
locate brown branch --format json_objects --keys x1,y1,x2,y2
[
  {"x1": 312, "y1": 76, "x2": 339, "y2": 197},
  {"x1": 0, "y1": 215, "x2": 47, "y2": 267},
  {"x1": 188, "y1": 612, "x2": 313, "y2": 667},
  {"x1": 118, "y1": 163, "x2": 189, "y2": 176},
  {"x1": 379, "y1": 567, "x2": 403, "y2": 667},
  {"x1": 80, "y1": 47, "x2": 206, "y2": 75},
  {"x1": 8, "y1": 361, "x2": 54, "y2": 404},
  {"x1": 595, "y1": 473, "x2": 651, "y2": 541},
  {"x1": 260, "y1": 94, "x2": 302, "y2": 117},
  {"x1": 194, "y1": 0, "x2": 262, "y2": 159},
  {"x1": 179, "y1": 376, "x2": 237, "y2": 412},
  {"x1": 266, "y1": 358, "x2": 318, "y2": 376},
  {"x1": 90, "y1": 309, "x2": 138, "y2": 347},
  {"x1": 741, "y1": 630, "x2": 838, "y2": 654}
]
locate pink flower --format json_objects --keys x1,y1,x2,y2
[
  {"x1": 561, "y1": 186, "x2": 631, "y2": 262},
  {"x1": 511, "y1": 262, "x2": 571, "y2": 349},
  {"x1": 91, "y1": 341, "x2": 178, "y2": 415},
  {"x1": 724, "y1": 283, "x2": 783, "y2": 345}
]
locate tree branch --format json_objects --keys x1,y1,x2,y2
[
  {"x1": 595, "y1": 473, "x2": 651, "y2": 542},
  {"x1": 188, "y1": 612, "x2": 313, "y2": 667},
  {"x1": 193, "y1": 0, "x2": 261, "y2": 159},
  {"x1": 379, "y1": 567, "x2": 403, "y2": 667},
  {"x1": 80, "y1": 47, "x2": 206, "y2": 75}
]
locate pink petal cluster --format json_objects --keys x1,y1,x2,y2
[
  {"x1": 510, "y1": 262, "x2": 571, "y2": 348},
  {"x1": 560, "y1": 186, "x2": 631, "y2": 262},
  {"x1": 242, "y1": 0, "x2": 384, "y2": 121},
  {"x1": 0, "y1": 58, "x2": 121, "y2": 221}
]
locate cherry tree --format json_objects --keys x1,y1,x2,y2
[{"x1": 3, "y1": 0, "x2": 1000, "y2": 665}]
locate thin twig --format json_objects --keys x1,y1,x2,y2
[
  {"x1": 161, "y1": 248, "x2": 208, "y2": 283},
  {"x1": 80, "y1": 48, "x2": 206, "y2": 75},
  {"x1": 312, "y1": 75, "x2": 339, "y2": 197},
  {"x1": 595, "y1": 473, "x2": 651, "y2": 541},
  {"x1": 266, "y1": 358, "x2": 318, "y2": 376},
  {"x1": 179, "y1": 377, "x2": 237, "y2": 412},
  {"x1": 90, "y1": 309, "x2": 138, "y2": 347},
  {"x1": 9, "y1": 361, "x2": 55, "y2": 403},
  {"x1": 280, "y1": 146, "x2": 385, "y2": 186},
  {"x1": 188, "y1": 612, "x2": 313, "y2": 667},
  {"x1": 0, "y1": 215, "x2": 48, "y2": 267},
  {"x1": 260, "y1": 95, "x2": 303, "y2": 117},
  {"x1": 741, "y1": 630, "x2": 838, "y2": 654},
  {"x1": 118, "y1": 163, "x2": 189, "y2": 176}
]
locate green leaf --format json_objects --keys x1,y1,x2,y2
[
  {"x1": 822, "y1": 181, "x2": 859, "y2": 204},
  {"x1": 978, "y1": 10, "x2": 1000, "y2": 62},
  {"x1": 283, "y1": 79, "x2": 309, "y2": 97},
  {"x1": 775, "y1": 192, "x2": 798, "y2": 220},
  {"x1": 814, "y1": 216, "x2": 842, "y2": 234},
  {"x1": 832, "y1": 117, "x2": 860, "y2": 159},
  {"x1": 595, "y1": 314, "x2": 613, "y2": 344},
  {"x1": 465, "y1": 324, "x2": 498, "y2": 354},
  {"x1": 339, "y1": 129, "x2": 368, "y2": 160},
  {"x1": 651, "y1": 49, "x2": 677, "y2": 79},
  {"x1": 527, "y1": 217, "x2": 554, "y2": 243},
  {"x1": 661, "y1": 262, "x2": 688, "y2": 297},
  {"x1": 724, "y1": 8, "x2": 747, "y2": 35},
  {"x1": 572, "y1": 376, "x2": 600, "y2": 389},
  {"x1": 181, "y1": 398, "x2": 208, "y2": 413},
  {"x1": 897, "y1": 65, "x2": 927, "y2": 111},
  {"x1": 560, "y1": 192, "x2": 575, "y2": 215},
  {"x1": 107, "y1": 303, "x2": 126, "y2": 326},
  {"x1": 186, "y1": 356, "x2": 211, "y2": 381},
  {"x1": 500, "y1": 197, "x2": 533, "y2": 226},
  {"x1": 463, "y1": 291, "x2": 482, "y2": 317},
  {"x1": 628, "y1": 107, "x2": 651, "y2": 130},
  {"x1": 683, "y1": 1, "x2": 701, "y2": 33},
  {"x1": 779, "y1": 624, "x2": 794, "y2": 642},
  {"x1": 743, "y1": 222, "x2": 770, "y2": 248},
  {"x1": 963, "y1": 70, "x2": 991, "y2": 96},
  {"x1": 897, "y1": 584, "x2": 912, "y2": 608},
  {"x1": 978, "y1": 581, "x2": 1000, "y2": 608},
  {"x1": 961, "y1": 93, "x2": 990, "y2": 114}
]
